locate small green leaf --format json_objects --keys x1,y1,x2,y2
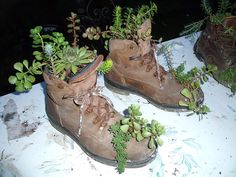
[
  {"x1": 8, "y1": 76, "x2": 17, "y2": 84},
  {"x1": 15, "y1": 83, "x2": 25, "y2": 92},
  {"x1": 131, "y1": 132, "x2": 136, "y2": 138},
  {"x1": 78, "y1": 47, "x2": 87, "y2": 57},
  {"x1": 33, "y1": 51, "x2": 41, "y2": 56},
  {"x1": 151, "y1": 126, "x2": 157, "y2": 134},
  {"x1": 16, "y1": 72, "x2": 24, "y2": 80},
  {"x1": 55, "y1": 63, "x2": 66, "y2": 75},
  {"x1": 14, "y1": 62, "x2": 24, "y2": 72},
  {"x1": 120, "y1": 125, "x2": 129, "y2": 133},
  {"x1": 79, "y1": 59, "x2": 91, "y2": 64},
  {"x1": 32, "y1": 69, "x2": 42, "y2": 75},
  {"x1": 148, "y1": 137, "x2": 156, "y2": 149},
  {"x1": 188, "y1": 102, "x2": 197, "y2": 110},
  {"x1": 71, "y1": 65, "x2": 78, "y2": 74},
  {"x1": 194, "y1": 80, "x2": 201, "y2": 88},
  {"x1": 201, "y1": 105, "x2": 210, "y2": 113},
  {"x1": 203, "y1": 75, "x2": 208, "y2": 82},
  {"x1": 26, "y1": 75, "x2": 36, "y2": 83},
  {"x1": 58, "y1": 37, "x2": 65, "y2": 43},
  {"x1": 136, "y1": 132, "x2": 144, "y2": 141},
  {"x1": 133, "y1": 122, "x2": 141, "y2": 131},
  {"x1": 121, "y1": 118, "x2": 130, "y2": 124},
  {"x1": 24, "y1": 81, "x2": 32, "y2": 89},
  {"x1": 23, "y1": 60, "x2": 29, "y2": 68},
  {"x1": 179, "y1": 100, "x2": 189, "y2": 107},
  {"x1": 142, "y1": 131, "x2": 152, "y2": 138},
  {"x1": 157, "y1": 137, "x2": 164, "y2": 146},
  {"x1": 34, "y1": 26, "x2": 42, "y2": 33},
  {"x1": 181, "y1": 88, "x2": 192, "y2": 99},
  {"x1": 35, "y1": 54, "x2": 43, "y2": 60}
]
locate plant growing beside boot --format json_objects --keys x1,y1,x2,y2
[
  {"x1": 181, "y1": 0, "x2": 236, "y2": 94},
  {"x1": 83, "y1": 2, "x2": 214, "y2": 115},
  {"x1": 8, "y1": 12, "x2": 165, "y2": 173}
]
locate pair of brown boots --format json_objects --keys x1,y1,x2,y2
[{"x1": 43, "y1": 21, "x2": 188, "y2": 168}]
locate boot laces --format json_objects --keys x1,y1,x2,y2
[
  {"x1": 131, "y1": 45, "x2": 166, "y2": 87},
  {"x1": 67, "y1": 86, "x2": 115, "y2": 136}
]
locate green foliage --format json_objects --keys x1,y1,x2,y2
[
  {"x1": 55, "y1": 46, "x2": 96, "y2": 80},
  {"x1": 67, "y1": 12, "x2": 81, "y2": 47},
  {"x1": 109, "y1": 123, "x2": 131, "y2": 174},
  {"x1": 218, "y1": 67, "x2": 236, "y2": 93},
  {"x1": 8, "y1": 12, "x2": 97, "y2": 92},
  {"x1": 180, "y1": 20, "x2": 205, "y2": 36},
  {"x1": 97, "y1": 59, "x2": 113, "y2": 74},
  {"x1": 174, "y1": 63, "x2": 218, "y2": 117},
  {"x1": 109, "y1": 104, "x2": 165, "y2": 173},
  {"x1": 201, "y1": 0, "x2": 213, "y2": 16},
  {"x1": 83, "y1": 2, "x2": 157, "y2": 44},
  {"x1": 181, "y1": 0, "x2": 236, "y2": 36}
]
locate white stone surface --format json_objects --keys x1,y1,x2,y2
[{"x1": 0, "y1": 35, "x2": 236, "y2": 177}]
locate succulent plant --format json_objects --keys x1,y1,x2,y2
[
  {"x1": 55, "y1": 46, "x2": 96, "y2": 79},
  {"x1": 8, "y1": 12, "x2": 99, "y2": 92},
  {"x1": 175, "y1": 63, "x2": 218, "y2": 118},
  {"x1": 109, "y1": 104, "x2": 165, "y2": 173}
]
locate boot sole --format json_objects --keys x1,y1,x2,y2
[
  {"x1": 104, "y1": 75, "x2": 203, "y2": 112},
  {"x1": 46, "y1": 105, "x2": 157, "y2": 169}
]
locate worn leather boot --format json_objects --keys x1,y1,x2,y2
[
  {"x1": 43, "y1": 55, "x2": 156, "y2": 168},
  {"x1": 104, "y1": 20, "x2": 191, "y2": 111},
  {"x1": 194, "y1": 16, "x2": 236, "y2": 88}
]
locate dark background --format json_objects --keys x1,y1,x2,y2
[{"x1": 0, "y1": 0, "x2": 218, "y2": 96}]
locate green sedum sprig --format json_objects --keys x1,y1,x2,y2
[
  {"x1": 83, "y1": 2, "x2": 157, "y2": 49},
  {"x1": 109, "y1": 104, "x2": 165, "y2": 173},
  {"x1": 109, "y1": 123, "x2": 131, "y2": 174},
  {"x1": 175, "y1": 63, "x2": 218, "y2": 118},
  {"x1": 97, "y1": 59, "x2": 113, "y2": 74}
]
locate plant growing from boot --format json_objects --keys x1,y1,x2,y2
[
  {"x1": 174, "y1": 63, "x2": 218, "y2": 118},
  {"x1": 82, "y1": 2, "x2": 157, "y2": 49},
  {"x1": 180, "y1": 0, "x2": 236, "y2": 36},
  {"x1": 218, "y1": 67, "x2": 236, "y2": 94},
  {"x1": 109, "y1": 104, "x2": 165, "y2": 173},
  {"x1": 8, "y1": 12, "x2": 112, "y2": 92}
]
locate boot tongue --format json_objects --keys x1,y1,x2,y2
[{"x1": 137, "y1": 19, "x2": 152, "y2": 40}]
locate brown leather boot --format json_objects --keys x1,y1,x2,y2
[
  {"x1": 104, "y1": 20, "x2": 191, "y2": 111},
  {"x1": 194, "y1": 16, "x2": 236, "y2": 70},
  {"x1": 43, "y1": 55, "x2": 155, "y2": 168},
  {"x1": 194, "y1": 16, "x2": 236, "y2": 89}
]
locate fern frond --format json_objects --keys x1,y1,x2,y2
[
  {"x1": 180, "y1": 19, "x2": 205, "y2": 36},
  {"x1": 217, "y1": 0, "x2": 231, "y2": 14},
  {"x1": 135, "y1": 2, "x2": 157, "y2": 27},
  {"x1": 201, "y1": 0, "x2": 213, "y2": 16}
]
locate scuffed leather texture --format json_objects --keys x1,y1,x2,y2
[
  {"x1": 194, "y1": 16, "x2": 236, "y2": 71},
  {"x1": 106, "y1": 38, "x2": 185, "y2": 109},
  {"x1": 43, "y1": 55, "x2": 155, "y2": 165}
]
